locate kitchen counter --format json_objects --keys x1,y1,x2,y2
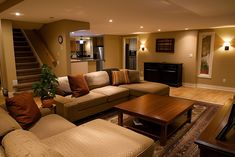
[{"x1": 71, "y1": 58, "x2": 101, "y2": 63}]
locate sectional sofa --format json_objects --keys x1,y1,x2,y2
[
  {"x1": 55, "y1": 70, "x2": 169, "y2": 122},
  {"x1": 0, "y1": 101, "x2": 154, "y2": 157}
]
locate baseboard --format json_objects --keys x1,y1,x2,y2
[
  {"x1": 182, "y1": 82, "x2": 235, "y2": 92},
  {"x1": 196, "y1": 84, "x2": 235, "y2": 92},
  {"x1": 182, "y1": 83, "x2": 197, "y2": 88}
]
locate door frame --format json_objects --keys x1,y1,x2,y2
[{"x1": 122, "y1": 36, "x2": 139, "y2": 70}]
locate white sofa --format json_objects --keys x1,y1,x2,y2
[
  {"x1": 55, "y1": 70, "x2": 169, "y2": 122},
  {"x1": 0, "y1": 106, "x2": 154, "y2": 157}
]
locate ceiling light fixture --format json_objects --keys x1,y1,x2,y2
[
  {"x1": 109, "y1": 19, "x2": 113, "y2": 23},
  {"x1": 140, "y1": 26, "x2": 144, "y2": 29},
  {"x1": 15, "y1": 12, "x2": 21, "y2": 16},
  {"x1": 185, "y1": 28, "x2": 189, "y2": 30},
  {"x1": 158, "y1": 29, "x2": 161, "y2": 32}
]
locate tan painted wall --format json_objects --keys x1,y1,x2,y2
[
  {"x1": 0, "y1": 20, "x2": 17, "y2": 91},
  {"x1": 137, "y1": 31, "x2": 198, "y2": 84},
  {"x1": 197, "y1": 28, "x2": 235, "y2": 88},
  {"x1": 103, "y1": 35, "x2": 123, "y2": 69},
  {"x1": 39, "y1": 20, "x2": 89, "y2": 76}
]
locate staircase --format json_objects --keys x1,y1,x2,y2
[{"x1": 13, "y1": 29, "x2": 41, "y2": 92}]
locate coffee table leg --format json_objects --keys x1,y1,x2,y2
[
  {"x1": 118, "y1": 112, "x2": 123, "y2": 126},
  {"x1": 160, "y1": 125, "x2": 167, "y2": 146},
  {"x1": 187, "y1": 108, "x2": 192, "y2": 123}
]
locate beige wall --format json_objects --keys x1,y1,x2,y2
[
  {"x1": 0, "y1": 20, "x2": 17, "y2": 91},
  {"x1": 197, "y1": 28, "x2": 235, "y2": 88},
  {"x1": 39, "y1": 20, "x2": 89, "y2": 76},
  {"x1": 136, "y1": 31, "x2": 198, "y2": 84},
  {"x1": 104, "y1": 35, "x2": 123, "y2": 69}
]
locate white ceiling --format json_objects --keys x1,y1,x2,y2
[{"x1": 0, "y1": 0, "x2": 235, "y2": 35}]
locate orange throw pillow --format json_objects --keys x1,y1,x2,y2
[
  {"x1": 68, "y1": 74, "x2": 89, "y2": 97},
  {"x1": 5, "y1": 92, "x2": 41, "y2": 129},
  {"x1": 112, "y1": 70, "x2": 130, "y2": 85}
]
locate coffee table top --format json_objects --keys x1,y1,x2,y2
[{"x1": 114, "y1": 94, "x2": 195, "y2": 124}]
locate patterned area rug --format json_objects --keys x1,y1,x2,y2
[{"x1": 100, "y1": 102, "x2": 220, "y2": 157}]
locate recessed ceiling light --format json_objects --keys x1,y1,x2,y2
[
  {"x1": 71, "y1": 32, "x2": 75, "y2": 34},
  {"x1": 140, "y1": 26, "x2": 144, "y2": 29},
  {"x1": 158, "y1": 29, "x2": 161, "y2": 32},
  {"x1": 15, "y1": 12, "x2": 21, "y2": 16},
  {"x1": 109, "y1": 19, "x2": 113, "y2": 23},
  {"x1": 185, "y1": 28, "x2": 189, "y2": 30}
]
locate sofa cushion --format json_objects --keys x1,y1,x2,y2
[
  {"x1": 29, "y1": 114, "x2": 76, "y2": 139},
  {"x1": 2, "y1": 129, "x2": 63, "y2": 157},
  {"x1": 68, "y1": 74, "x2": 89, "y2": 97},
  {"x1": 128, "y1": 70, "x2": 140, "y2": 83},
  {"x1": 56, "y1": 91, "x2": 108, "y2": 122},
  {"x1": 92, "y1": 86, "x2": 129, "y2": 102},
  {"x1": 84, "y1": 71, "x2": 109, "y2": 90},
  {"x1": 5, "y1": 92, "x2": 41, "y2": 129},
  {"x1": 102, "y1": 68, "x2": 119, "y2": 84},
  {"x1": 112, "y1": 70, "x2": 130, "y2": 85},
  {"x1": 0, "y1": 107, "x2": 21, "y2": 138},
  {"x1": 56, "y1": 76, "x2": 72, "y2": 96},
  {"x1": 42, "y1": 119, "x2": 154, "y2": 157},
  {"x1": 119, "y1": 81, "x2": 170, "y2": 97}
]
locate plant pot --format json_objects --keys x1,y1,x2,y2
[{"x1": 41, "y1": 98, "x2": 55, "y2": 108}]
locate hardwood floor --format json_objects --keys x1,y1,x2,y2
[
  {"x1": 0, "y1": 87, "x2": 234, "y2": 106},
  {"x1": 170, "y1": 86, "x2": 235, "y2": 105}
]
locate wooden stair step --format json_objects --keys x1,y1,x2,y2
[
  {"x1": 13, "y1": 82, "x2": 38, "y2": 92},
  {"x1": 16, "y1": 68, "x2": 41, "y2": 76},
  {"x1": 15, "y1": 52, "x2": 33, "y2": 57},
  {"x1": 14, "y1": 46, "x2": 31, "y2": 51},
  {"x1": 14, "y1": 41, "x2": 29, "y2": 46},
  {"x1": 15, "y1": 56, "x2": 37, "y2": 63},
  {"x1": 16, "y1": 62, "x2": 40, "y2": 69},
  {"x1": 17, "y1": 74, "x2": 40, "y2": 84}
]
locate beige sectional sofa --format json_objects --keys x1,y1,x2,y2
[
  {"x1": 55, "y1": 70, "x2": 169, "y2": 122},
  {"x1": 0, "y1": 105, "x2": 154, "y2": 157}
]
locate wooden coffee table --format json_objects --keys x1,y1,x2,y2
[{"x1": 114, "y1": 94, "x2": 195, "y2": 146}]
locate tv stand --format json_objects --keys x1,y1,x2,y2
[{"x1": 144, "y1": 62, "x2": 182, "y2": 87}]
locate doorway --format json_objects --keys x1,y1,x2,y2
[{"x1": 124, "y1": 37, "x2": 137, "y2": 70}]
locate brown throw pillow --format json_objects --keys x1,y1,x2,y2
[
  {"x1": 112, "y1": 70, "x2": 130, "y2": 85},
  {"x1": 5, "y1": 92, "x2": 41, "y2": 129},
  {"x1": 68, "y1": 74, "x2": 89, "y2": 97}
]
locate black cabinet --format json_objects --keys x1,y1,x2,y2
[{"x1": 144, "y1": 62, "x2": 182, "y2": 87}]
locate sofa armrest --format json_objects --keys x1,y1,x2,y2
[{"x1": 54, "y1": 95, "x2": 73, "y2": 118}]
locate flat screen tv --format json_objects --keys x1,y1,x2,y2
[{"x1": 216, "y1": 103, "x2": 235, "y2": 141}]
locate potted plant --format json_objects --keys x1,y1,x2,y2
[{"x1": 32, "y1": 64, "x2": 58, "y2": 108}]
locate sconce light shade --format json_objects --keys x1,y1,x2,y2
[
  {"x1": 224, "y1": 41, "x2": 230, "y2": 51},
  {"x1": 140, "y1": 44, "x2": 145, "y2": 51},
  {"x1": 79, "y1": 37, "x2": 84, "y2": 44}
]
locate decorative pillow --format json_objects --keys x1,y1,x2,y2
[
  {"x1": 102, "y1": 68, "x2": 119, "y2": 84},
  {"x1": 56, "y1": 76, "x2": 72, "y2": 96},
  {"x1": 2, "y1": 130, "x2": 63, "y2": 157},
  {"x1": 0, "y1": 107, "x2": 21, "y2": 138},
  {"x1": 112, "y1": 70, "x2": 130, "y2": 85},
  {"x1": 84, "y1": 71, "x2": 110, "y2": 90},
  {"x1": 5, "y1": 92, "x2": 41, "y2": 129},
  {"x1": 68, "y1": 74, "x2": 89, "y2": 97},
  {"x1": 128, "y1": 70, "x2": 140, "y2": 83}
]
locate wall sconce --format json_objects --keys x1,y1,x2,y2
[
  {"x1": 79, "y1": 37, "x2": 84, "y2": 44},
  {"x1": 140, "y1": 44, "x2": 145, "y2": 51},
  {"x1": 224, "y1": 41, "x2": 230, "y2": 51}
]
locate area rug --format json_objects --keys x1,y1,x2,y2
[{"x1": 100, "y1": 101, "x2": 220, "y2": 157}]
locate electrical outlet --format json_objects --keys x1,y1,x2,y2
[{"x1": 222, "y1": 78, "x2": 226, "y2": 83}]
